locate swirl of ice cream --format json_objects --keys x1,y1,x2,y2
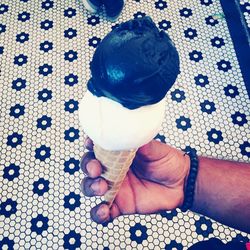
[
  {"x1": 79, "y1": 90, "x2": 165, "y2": 150},
  {"x1": 87, "y1": 16, "x2": 180, "y2": 110}
]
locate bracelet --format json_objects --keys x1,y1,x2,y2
[{"x1": 181, "y1": 150, "x2": 199, "y2": 212}]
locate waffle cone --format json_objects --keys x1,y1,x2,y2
[{"x1": 94, "y1": 144, "x2": 137, "y2": 206}]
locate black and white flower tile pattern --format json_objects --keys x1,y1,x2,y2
[{"x1": 0, "y1": 0, "x2": 249, "y2": 249}]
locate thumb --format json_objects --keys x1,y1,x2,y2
[{"x1": 137, "y1": 140, "x2": 173, "y2": 162}]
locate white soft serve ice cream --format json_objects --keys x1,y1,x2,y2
[{"x1": 79, "y1": 90, "x2": 165, "y2": 151}]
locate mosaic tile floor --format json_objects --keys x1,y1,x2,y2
[
  {"x1": 240, "y1": 0, "x2": 250, "y2": 29},
  {"x1": 0, "y1": 0, "x2": 249, "y2": 249}
]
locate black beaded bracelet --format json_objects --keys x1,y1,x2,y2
[{"x1": 181, "y1": 150, "x2": 199, "y2": 212}]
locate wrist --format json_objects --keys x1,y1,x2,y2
[
  {"x1": 180, "y1": 150, "x2": 199, "y2": 212},
  {"x1": 183, "y1": 154, "x2": 191, "y2": 195},
  {"x1": 177, "y1": 153, "x2": 191, "y2": 208}
]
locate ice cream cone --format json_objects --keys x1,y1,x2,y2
[
  {"x1": 94, "y1": 144, "x2": 137, "y2": 206},
  {"x1": 79, "y1": 17, "x2": 180, "y2": 211}
]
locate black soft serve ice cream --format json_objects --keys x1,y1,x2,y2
[{"x1": 87, "y1": 16, "x2": 180, "y2": 109}]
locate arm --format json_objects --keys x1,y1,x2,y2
[
  {"x1": 81, "y1": 139, "x2": 250, "y2": 232},
  {"x1": 192, "y1": 157, "x2": 250, "y2": 233}
]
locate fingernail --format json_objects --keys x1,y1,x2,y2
[
  {"x1": 91, "y1": 179, "x2": 100, "y2": 193},
  {"x1": 86, "y1": 162, "x2": 92, "y2": 173},
  {"x1": 97, "y1": 206, "x2": 106, "y2": 218}
]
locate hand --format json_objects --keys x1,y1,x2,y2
[{"x1": 80, "y1": 138, "x2": 190, "y2": 224}]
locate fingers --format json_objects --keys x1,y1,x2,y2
[
  {"x1": 81, "y1": 144, "x2": 108, "y2": 195},
  {"x1": 83, "y1": 137, "x2": 94, "y2": 154},
  {"x1": 81, "y1": 151, "x2": 94, "y2": 174},
  {"x1": 81, "y1": 177, "x2": 108, "y2": 197},
  {"x1": 82, "y1": 137, "x2": 122, "y2": 224},
  {"x1": 81, "y1": 152, "x2": 103, "y2": 178},
  {"x1": 82, "y1": 137, "x2": 103, "y2": 177},
  {"x1": 91, "y1": 202, "x2": 111, "y2": 224},
  {"x1": 90, "y1": 202, "x2": 121, "y2": 224},
  {"x1": 85, "y1": 137, "x2": 93, "y2": 151}
]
